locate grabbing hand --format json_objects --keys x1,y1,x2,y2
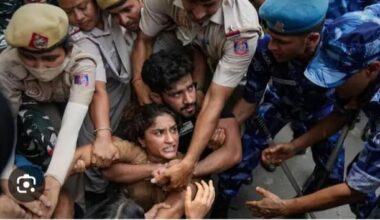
[
  {"x1": 0, "y1": 195, "x2": 35, "y2": 218},
  {"x1": 165, "y1": 160, "x2": 194, "y2": 190},
  {"x1": 151, "y1": 164, "x2": 169, "y2": 187},
  {"x1": 144, "y1": 202, "x2": 171, "y2": 219},
  {"x1": 185, "y1": 180, "x2": 215, "y2": 219},
  {"x1": 92, "y1": 135, "x2": 119, "y2": 168},
  {"x1": 39, "y1": 175, "x2": 61, "y2": 218},
  {"x1": 261, "y1": 143, "x2": 297, "y2": 166},
  {"x1": 208, "y1": 128, "x2": 226, "y2": 150},
  {"x1": 246, "y1": 187, "x2": 287, "y2": 218},
  {"x1": 151, "y1": 159, "x2": 192, "y2": 190},
  {"x1": 71, "y1": 145, "x2": 92, "y2": 174}
]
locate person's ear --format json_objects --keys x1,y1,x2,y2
[
  {"x1": 150, "y1": 92, "x2": 163, "y2": 104},
  {"x1": 367, "y1": 61, "x2": 380, "y2": 79},
  {"x1": 306, "y1": 32, "x2": 320, "y2": 48},
  {"x1": 138, "y1": 138, "x2": 146, "y2": 148}
]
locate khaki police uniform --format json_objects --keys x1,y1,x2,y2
[
  {"x1": 140, "y1": 0, "x2": 262, "y2": 88},
  {"x1": 0, "y1": 3, "x2": 97, "y2": 185},
  {"x1": 0, "y1": 46, "x2": 96, "y2": 116}
]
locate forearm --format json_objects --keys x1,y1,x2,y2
[
  {"x1": 192, "y1": 46, "x2": 207, "y2": 91},
  {"x1": 232, "y1": 98, "x2": 257, "y2": 126},
  {"x1": 194, "y1": 145, "x2": 240, "y2": 177},
  {"x1": 185, "y1": 84, "x2": 234, "y2": 164},
  {"x1": 283, "y1": 183, "x2": 365, "y2": 216},
  {"x1": 102, "y1": 163, "x2": 158, "y2": 183},
  {"x1": 156, "y1": 191, "x2": 185, "y2": 219},
  {"x1": 194, "y1": 118, "x2": 242, "y2": 177},
  {"x1": 46, "y1": 102, "x2": 88, "y2": 185},
  {"x1": 291, "y1": 111, "x2": 347, "y2": 151},
  {"x1": 90, "y1": 82, "x2": 111, "y2": 139},
  {"x1": 132, "y1": 33, "x2": 154, "y2": 81}
]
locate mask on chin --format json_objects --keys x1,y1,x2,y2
[{"x1": 23, "y1": 58, "x2": 70, "y2": 82}]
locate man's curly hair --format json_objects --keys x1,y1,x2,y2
[{"x1": 141, "y1": 48, "x2": 194, "y2": 93}]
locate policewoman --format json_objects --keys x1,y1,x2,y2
[
  {"x1": 57, "y1": 0, "x2": 134, "y2": 206},
  {"x1": 0, "y1": 3, "x2": 96, "y2": 217}
]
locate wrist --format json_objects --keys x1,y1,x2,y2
[
  {"x1": 94, "y1": 127, "x2": 112, "y2": 137},
  {"x1": 132, "y1": 78, "x2": 143, "y2": 86},
  {"x1": 182, "y1": 157, "x2": 196, "y2": 169},
  {"x1": 95, "y1": 129, "x2": 112, "y2": 140},
  {"x1": 290, "y1": 139, "x2": 303, "y2": 152},
  {"x1": 281, "y1": 200, "x2": 291, "y2": 216}
]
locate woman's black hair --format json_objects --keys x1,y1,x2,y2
[
  {"x1": 84, "y1": 193, "x2": 145, "y2": 219},
  {"x1": 121, "y1": 104, "x2": 181, "y2": 144}
]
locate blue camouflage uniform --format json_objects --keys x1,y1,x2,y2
[
  {"x1": 305, "y1": 5, "x2": 380, "y2": 217},
  {"x1": 218, "y1": 0, "x2": 345, "y2": 198},
  {"x1": 218, "y1": 35, "x2": 345, "y2": 198},
  {"x1": 327, "y1": 0, "x2": 380, "y2": 19},
  {"x1": 346, "y1": 89, "x2": 380, "y2": 218}
]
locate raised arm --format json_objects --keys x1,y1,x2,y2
[{"x1": 131, "y1": 31, "x2": 155, "y2": 105}]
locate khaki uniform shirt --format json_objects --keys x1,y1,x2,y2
[
  {"x1": 140, "y1": 0, "x2": 262, "y2": 87},
  {"x1": 0, "y1": 45, "x2": 96, "y2": 117}
]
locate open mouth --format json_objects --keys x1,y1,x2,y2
[{"x1": 162, "y1": 145, "x2": 177, "y2": 153}]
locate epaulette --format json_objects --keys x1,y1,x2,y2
[{"x1": 225, "y1": 30, "x2": 241, "y2": 38}]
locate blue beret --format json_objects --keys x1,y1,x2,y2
[
  {"x1": 259, "y1": 0, "x2": 329, "y2": 34},
  {"x1": 305, "y1": 5, "x2": 380, "y2": 88}
]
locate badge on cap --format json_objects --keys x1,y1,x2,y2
[
  {"x1": 28, "y1": 33, "x2": 49, "y2": 49},
  {"x1": 74, "y1": 74, "x2": 89, "y2": 86},
  {"x1": 234, "y1": 38, "x2": 249, "y2": 56},
  {"x1": 274, "y1": 21, "x2": 285, "y2": 33}
]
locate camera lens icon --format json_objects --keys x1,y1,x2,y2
[
  {"x1": 16, "y1": 174, "x2": 36, "y2": 194},
  {"x1": 8, "y1": 166, "x2": 45, "y2": 202}
]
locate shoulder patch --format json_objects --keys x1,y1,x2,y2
[
  {"x1": 234, "y1": 38, "x2": 249, "y2": 56},
  {"x1": 74, "y1": 73, "x2": 89, "y2": 86}
]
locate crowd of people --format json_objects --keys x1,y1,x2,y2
[{"x1": 0, "y1": 0, "x2": 380, "y2": 218}]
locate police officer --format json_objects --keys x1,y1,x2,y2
[
  {"x1": 96, "y1": 0, "x2": 182, "y2": 53},
  {"x1": 0, "y1": 3, "x2": 96, "y2": 218},
  {"x1": 216, "y1": 0, "x2": 346, "y2": 216},
  {"x1": 132, "y1": 0, "x2": 262, "y2": 189},
  {"x1": 246, "y1": 5, "x2": 380, "y2": 218},
  {"x1": 57, "y1": 0, "x2": 137, "y2": 210}
]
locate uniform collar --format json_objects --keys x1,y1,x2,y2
[
  {"x1": 210, "y1": 5, "x2": 223, "y2": 25},
  {"x1": 87, "y1": 13, "x2": 111, "y2": 37},
  {"x1": 173, "y1": 0, "x2": 223, "y2": 25}
]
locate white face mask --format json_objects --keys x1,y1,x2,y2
[{"x1": 23, "y1": 58, "x2": 70, "y2": 82}]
